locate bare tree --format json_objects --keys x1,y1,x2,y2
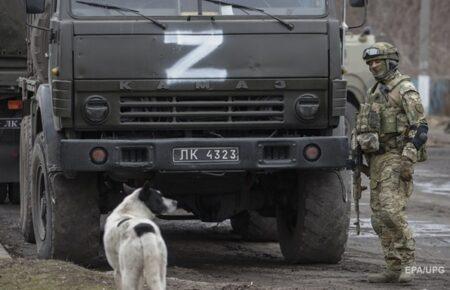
[{"x1": 342, "y1": 0, "x2": 449, "y2": 78}]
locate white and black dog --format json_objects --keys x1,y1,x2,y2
[{"x1": 104, "y1": 181, "x2": 177, "y2": 290}]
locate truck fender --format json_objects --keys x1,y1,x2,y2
[
  {"x1": 34, "y1": 84, "x2": 63, "y2": 173},
  {"x1": 344, "y1": 73, "x2": 368, "y2": 107},
  {"x1": 346, "y1": 86, "x2": 365, "y2": 108}
]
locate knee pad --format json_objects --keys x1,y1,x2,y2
[
  {"x1": 379, "y1": 210, "x2": 402, "y2": 231},
  {"x1": 371, "y1": 214, "x2": 383, "y2": 235}
]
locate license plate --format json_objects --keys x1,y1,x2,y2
[
  {"x1": 173, "y1": 147, "x2": 239, "y2": 163},
  {"x1": 0, "y1": 118, "x2": 21, "y2": 129}
]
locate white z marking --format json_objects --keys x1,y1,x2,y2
[{"x1": 164, "y1": 30, "x2": 227, "y2": 80}]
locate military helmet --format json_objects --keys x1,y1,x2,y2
[{"x1": 362, "y1": 42, "x2": 399, "y2": 63}]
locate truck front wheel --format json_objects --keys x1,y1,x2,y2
[
  {"x1": 276, "y1": 170, "x2": 350, "y2": 264},
  {"x1": 31, "y1": 133, "x2": 100, "y2": 264},
  {"x1": 19, "y1": 115, "x2": 35, "y2": 242}
]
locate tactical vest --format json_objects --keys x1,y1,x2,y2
[{"x1": 356, "y1": 75, "x2": 412, "y2": 154}]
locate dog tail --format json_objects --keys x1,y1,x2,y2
[{"x1": 135, "y1": 223, "x2": 167, "y2": 290}]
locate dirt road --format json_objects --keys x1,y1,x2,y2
[{"x1": 1, "y1": 147, "x2": 449, "y2": 289}]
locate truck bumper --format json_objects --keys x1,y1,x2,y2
[{"x1": 60, "y1": 136, "x2": 349, "y2": 172}]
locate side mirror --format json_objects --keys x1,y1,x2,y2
[
  {"x1": 350, "y1": 0, "x2": 367, "y2": 7},
  {"x1": 348, "y1": 0, "x2": 368, "y2": 29},
  {"x1": 26, "y1": 0, "x2": 46, "y2": 14}
]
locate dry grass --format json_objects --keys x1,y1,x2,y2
[{"x1": 0, "y1": 258, "x2": 115, "y2": 290}]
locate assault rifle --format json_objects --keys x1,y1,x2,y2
[{"x1": 350, "y1": 130, "x2": 368, "y2": 235}]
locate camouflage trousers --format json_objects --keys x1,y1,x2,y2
[{"x1": 369, "y1": 152, "x2": 415, "y2": 271}]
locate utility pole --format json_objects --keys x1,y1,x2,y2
[{"x1": 418, "y1": 0, "x2": 431, "y2": 114}]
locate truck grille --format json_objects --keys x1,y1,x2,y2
[{"x1": 119, "y1": 95, "x2": 284, "y2": 125}]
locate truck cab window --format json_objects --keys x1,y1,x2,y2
[{"x1": 71, "y1": 0, "x2": 326, "y2": 17}]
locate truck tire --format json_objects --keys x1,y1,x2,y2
[
  {"x1": 276, "y1": 170, "x2": 350, "y2": 264},
  {"x1": 0, "y1": 184, "x2": 7, "y2": 204},
  {"x1": 231, "y1": 210, "x2": 278, "y2": 242},
  {"x1": 8, "y1": 183, "x2": 20, "y2": 204},
  {"x1": 31, "y1": 133, "x2": 100, "y2": 264},
  {"x1": 20, "y1": 115, "x2": 35, "y2": 243}
]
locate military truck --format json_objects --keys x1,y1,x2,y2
[
  {"x1": 344, "y1": 28, "x2": 376, "y2": 128},
  {"x1": 20, "y1": 0, "x2": 367, "y2": 264},
  {"x1": 0, "y1": 2, "x2": 27, "y2": 205}
]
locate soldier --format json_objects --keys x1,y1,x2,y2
[{"x1": 354, "y1": 42, "x2": 428, "y2": 283}]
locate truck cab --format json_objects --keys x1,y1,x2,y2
[{"x1": 21, "y1": 0, "x2": 365, "y2": 265}]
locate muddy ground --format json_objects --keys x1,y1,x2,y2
[{"x1": 1, "y1": 118, "x2": 449, "y2": 289}]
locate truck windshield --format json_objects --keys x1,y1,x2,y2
[{"x1": 71, "y1": 0, "x2": 326, "y2": 17}]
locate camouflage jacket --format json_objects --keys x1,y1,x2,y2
[{"x1": 356, "y1": 72, "x2": 427, "y2": 162}]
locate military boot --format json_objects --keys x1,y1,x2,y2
[
  {"x1": 398, "y1": 268, "x2": 414, "y2": 283},
  {"x1": 368, "y1": 270, "x2": 400, "y2": 283}
]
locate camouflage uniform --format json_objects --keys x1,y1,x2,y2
[{"x1": 355, "y1": 42, "x2": 428, "y2": 281}]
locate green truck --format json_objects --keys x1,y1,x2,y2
[
  {"x1": 19, "y1": 0, "x2": 368, "y2": 265},
  {"x1": 0, "y1": 1, "x2": 27, "y2": 204},
  {"x1": 344, "y1": 29, "x2": 376, "y2": 122},
  {"x1": 341, "y1": 28, "x2": 376, "y2": 140}
]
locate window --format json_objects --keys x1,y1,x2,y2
[{"x1": 71, "y1": 0, "x2": 326, "y2": 17}]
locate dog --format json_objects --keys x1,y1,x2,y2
[{"x1": 104, "y1": 181, "x2": 177, "y2": 290}]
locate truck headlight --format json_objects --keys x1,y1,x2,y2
[
  {"x1": 83, "y1": 95, "x2": 109, "y2": 124},
  {"x1": 303, "y1": 144, "x2": 321, "y2": 161},
  {"x1": 295, "y1": 94, "x2": 320, "y2": 120}
]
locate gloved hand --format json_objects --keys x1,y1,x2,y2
[{"x1": 400, "y1": 157, "x2": 414, "y2": 181}]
